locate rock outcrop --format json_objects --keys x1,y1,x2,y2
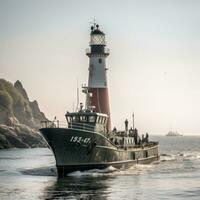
[{"x1": 0, "y1": 79, "x2": 47, "y2": 149}]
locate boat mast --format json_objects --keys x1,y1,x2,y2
[
  {"x1": 132, "y1": 112, "x2": 135, "y2": 130},
  {"x1": 76, "y1": 79, "x2": 79, "y2": 111}
]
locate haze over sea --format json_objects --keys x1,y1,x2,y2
[
  {"x1": 1, "y1": 0, "x2": 200, "y2": 134},
  {"x1": 0, "y1": 135, "x2": 200, "y2": 200}
]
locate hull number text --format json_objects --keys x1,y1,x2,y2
[{"x1": 70, "y1": 136, "x2": 91, "y2": 144}]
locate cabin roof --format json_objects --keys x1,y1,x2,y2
[{"x1": 65, "y1": 111, "x2": 108, "y2": 118}]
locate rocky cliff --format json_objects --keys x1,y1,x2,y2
[{"x1": 0, "y1": 79, "x2": 47, "y2": 149}]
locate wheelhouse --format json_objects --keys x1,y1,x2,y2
[{"x1": 65, "y1": 111, "x2": 108, "y2": 134}]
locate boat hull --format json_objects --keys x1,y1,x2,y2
[
  {"x1": 56, "y1": 156, "x2": 159, "y2": 177},
  {"x1": 40, "y1": 128, "x2": 159, "y2": 177}
]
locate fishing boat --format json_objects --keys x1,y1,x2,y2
[
  {"x1": 166, "y1": 131, "x2": 183, "y2": 136},
  {"x1": 40, "y1": 24, "x2": 159, "y2": 177}
]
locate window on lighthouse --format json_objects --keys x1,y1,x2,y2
[
  {"x1": 98, "y1": 58, "x2": 102, "y2": 63},
  {"x1": 90, "y1": 35, "x2": 106, "y2": 45}
]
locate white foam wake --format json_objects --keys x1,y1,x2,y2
[
  {"x1": 67, "y1": 163, "x2": 158, "y2": 177},
  {"x1": 67, "y1": 166, "x2": 118, "y2": 177}
]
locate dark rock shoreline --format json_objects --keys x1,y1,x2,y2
[
  {"x1": 0, "y1": 79, "x2": 48, "y2": 149},
  {"x1": 0, "y1": 124, "x2": 46, "y2": 149}
]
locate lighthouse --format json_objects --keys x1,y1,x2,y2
[{"x1": 86, "y1": 24, "x2": 111, "y2": 131}]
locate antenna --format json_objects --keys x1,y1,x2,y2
[
  {"x1": 132, "y1": 112, "x2": 135, "y2": 130},
  {"x1": 76, "y1": 78, "x2": 79, "y2": 111},
  {"x1": 90, "y1": 17, "x2": 96, "y2": 28}
]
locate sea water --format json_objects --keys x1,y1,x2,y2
[{"x1": 0, "y1": 136, "x2": 200, "y2": 200}]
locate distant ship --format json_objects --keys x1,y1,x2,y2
[
  {"x1": 40, "y1": 24, "x2": 160, "y2": 177},
  {"x1": 166, "y1": 131, "x2": 183, "y2": 136}
]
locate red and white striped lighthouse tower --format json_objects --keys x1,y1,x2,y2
[{"x1": 86, "y1": 24, "x2": 111, "y2": 132}]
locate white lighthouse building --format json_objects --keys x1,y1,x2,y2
[{"x1": 86, "y1": 24, "x2": 111, "y2": 131}]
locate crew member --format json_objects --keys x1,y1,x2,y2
[
  {"x1": 125, "y1": 119, "x2": 128, "y2": 133},
  {"x1": 145, "y1": 132, "x2": 149, "y2": 143},
  {"x1": 134, "y1": 128, "x2": 138, "y2": 145},
  {"x1": 113, "y1": 127, "x2": 117, "y2": 133},
  {"x1": 142, "y1": 134, "x2": 144, "y2": 143}
]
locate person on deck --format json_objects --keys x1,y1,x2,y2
[
  {"x1": 133, "y1": 128, "x2": 138, "y2": 145},
  {"x1": 125, "y1": 119, "x2": 128, "y2": 133},
  {"x1": 145, "y1": 132, "x2": 149, "y2": 143}
]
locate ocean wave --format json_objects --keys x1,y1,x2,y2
[
  {"x1": 0, "y1": 156, "x2": 26, "y2": 160},
  {"x1": 161, "y1": 152, "x2": 200, "y2": 162},
  {"x1": 16, "y1": 151, "x2": 200, "y2": 177},
  {"x1": 20, "y1": 166, "x2": 57, "y2": 176},
  {"x1": 182, "y1": 152, "x2": 200, "y2": 160},
  {"x1": 0, "y1": 169, "x2": 22, "y2": 176}
]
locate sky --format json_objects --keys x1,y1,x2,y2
[{"x1": 1, "y1": 0, "x2": 200, "y2": 135}]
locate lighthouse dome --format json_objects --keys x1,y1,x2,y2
[
  {"x1": 91, "y1": 29, "x2": 105, "y2": 35},
  {"x1": 90, "y1": 24, "x2": 105, "y2": 35}
]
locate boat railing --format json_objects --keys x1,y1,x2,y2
[
  {"x1": 109, "y1": 136, "x2": 159, "y2": 149},
  {"x1": 41, "y1": 120, "x2": 95, "y2": 131},
  {"x1": 147, "y1": 141, "x2": 159, "y2": 146},
  {"x1": 41, "y1": 120, "x2": 67, "y2": 128},
  {"x1": 131, "y1": 141, "x2": 159, "y2": 149}
]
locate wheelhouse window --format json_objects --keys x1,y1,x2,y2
[
  {"x1": 96, "y1": 116, "x2": 107, "y2": 124},
  {"x1": 67, "y1": 116, "x2": 79, "y2": 123},
  {"x1": 79, "y1": 115, "x2": 87, "y2": 123},
  {"x1": 101, "y1": 117, "x2": 105, "y2": 124},
  {"x1": 67, "y1": 116, "x2": 72, "y2": 123},
  {"x1": 74, "y1": 116, "x2": 79, "y2": 122},
  {"x1": 97, "y1": 116, "x2": 101, "y2": 123},
  {"x1": 88, "y1": 115, "x2": 96, "y2": 123}
]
